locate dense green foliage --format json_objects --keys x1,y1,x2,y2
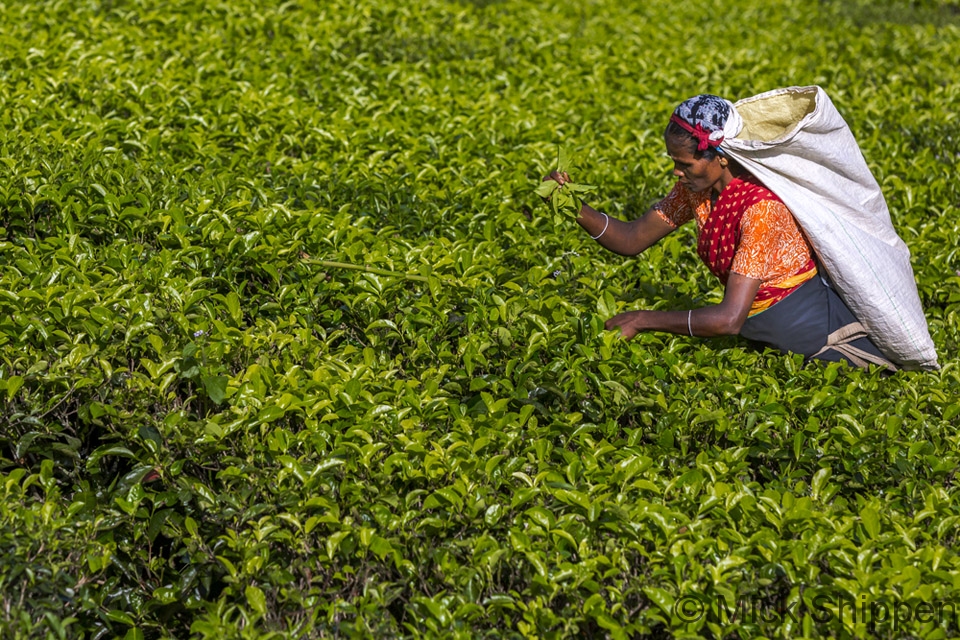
[{"x1": 1, "y1": 0, "x2": 959, "y2": 637}]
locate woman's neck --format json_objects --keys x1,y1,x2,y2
[{"x1": 711, "y1": 164, "x2": 745, "y2": 196}]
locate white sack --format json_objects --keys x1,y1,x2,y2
[{"x1": 720, "y1": 85, "x2": 938, "y2": 370}]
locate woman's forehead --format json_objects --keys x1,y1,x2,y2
[{"x1": 665, "y1": 138, "x2": 698, "y2": 161}]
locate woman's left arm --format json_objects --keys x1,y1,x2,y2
[{"x1": 605, "y1": 272, "x2": 762, "y2": 339}]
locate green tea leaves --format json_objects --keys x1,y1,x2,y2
[
  {"x1": 537, "y1": 146, "x2": 597, "y2": 225},
  {"x1": 202, "y1": 375, "x2": 229, "y2": 405}
]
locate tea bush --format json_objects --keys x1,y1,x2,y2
[{"x1": 1, "y1": 0, "x2": 959, "y2": 637}]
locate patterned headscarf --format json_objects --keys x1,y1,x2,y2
[{"x1": 670, "y1": 94, "x2": 740, "y2": 152}]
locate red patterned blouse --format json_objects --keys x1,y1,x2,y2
[{"x1": 653, "y1": 174, "x2": 817, "y2": 316}]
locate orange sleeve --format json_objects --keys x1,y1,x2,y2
[
  {"x1": 653, "y1": 182, "x2": 695, "y2": 228},
  {"x1": 731, "y1": 200, "x2": 812, "y2": 282}
]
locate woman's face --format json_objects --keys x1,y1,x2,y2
[{"x1": 665, "y1": 136, "x2": 727, "y2": 194}]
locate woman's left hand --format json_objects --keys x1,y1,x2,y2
[{"x1": 605, "y1": 311, "x2": 645, "y2": 340}]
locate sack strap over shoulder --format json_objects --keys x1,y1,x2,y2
[{"x1": 812, "y1": 322, "x2": 898, "y2": 372}]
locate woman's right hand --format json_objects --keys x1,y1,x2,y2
[{"x1": 540, "y1": 170, "x2": 571, "y2": 201}]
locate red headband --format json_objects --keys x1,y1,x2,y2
[{"x1": 670, "y1": 114, "x2": 722, "y2": 152}]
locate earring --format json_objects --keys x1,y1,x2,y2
[{"x1": 719, "y1": 158, "x2": 728, "y2": 168}]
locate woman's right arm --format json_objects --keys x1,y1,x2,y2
[
  {"x1": 576, "y1": 201, "x2": 676, "y2": 256},
  {"x1": 544, "y1": 170, "x2": 676, "y2": 256}
]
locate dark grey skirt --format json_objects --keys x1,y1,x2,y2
[{"x1": 739, "y1": 274, "x2": 889, "y2": 368}]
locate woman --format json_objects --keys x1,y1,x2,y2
[{"x1": 546, "y1": 94, "x2": 893, "y2": 369}]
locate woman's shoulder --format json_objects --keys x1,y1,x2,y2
[
  {"x1": 737, "y1": 176, "x2": 798, "y2": 230},
  {"x1": 655, "y1": 180, "x2": 711, "y2": 227},
  {"x1": 737, "y1": 173, "x2": 783, "y2": 204}
]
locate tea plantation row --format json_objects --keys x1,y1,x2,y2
[{"x1": 1, "y1": 0, "x2": 959, "y2": 637}]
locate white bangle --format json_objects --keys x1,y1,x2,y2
[
  {"x1": 687, "y1": 310, "x2": 693, "y2": 337},
  {"x1": 590, "y1": 212, "x2": 609, "y2": 240}
]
